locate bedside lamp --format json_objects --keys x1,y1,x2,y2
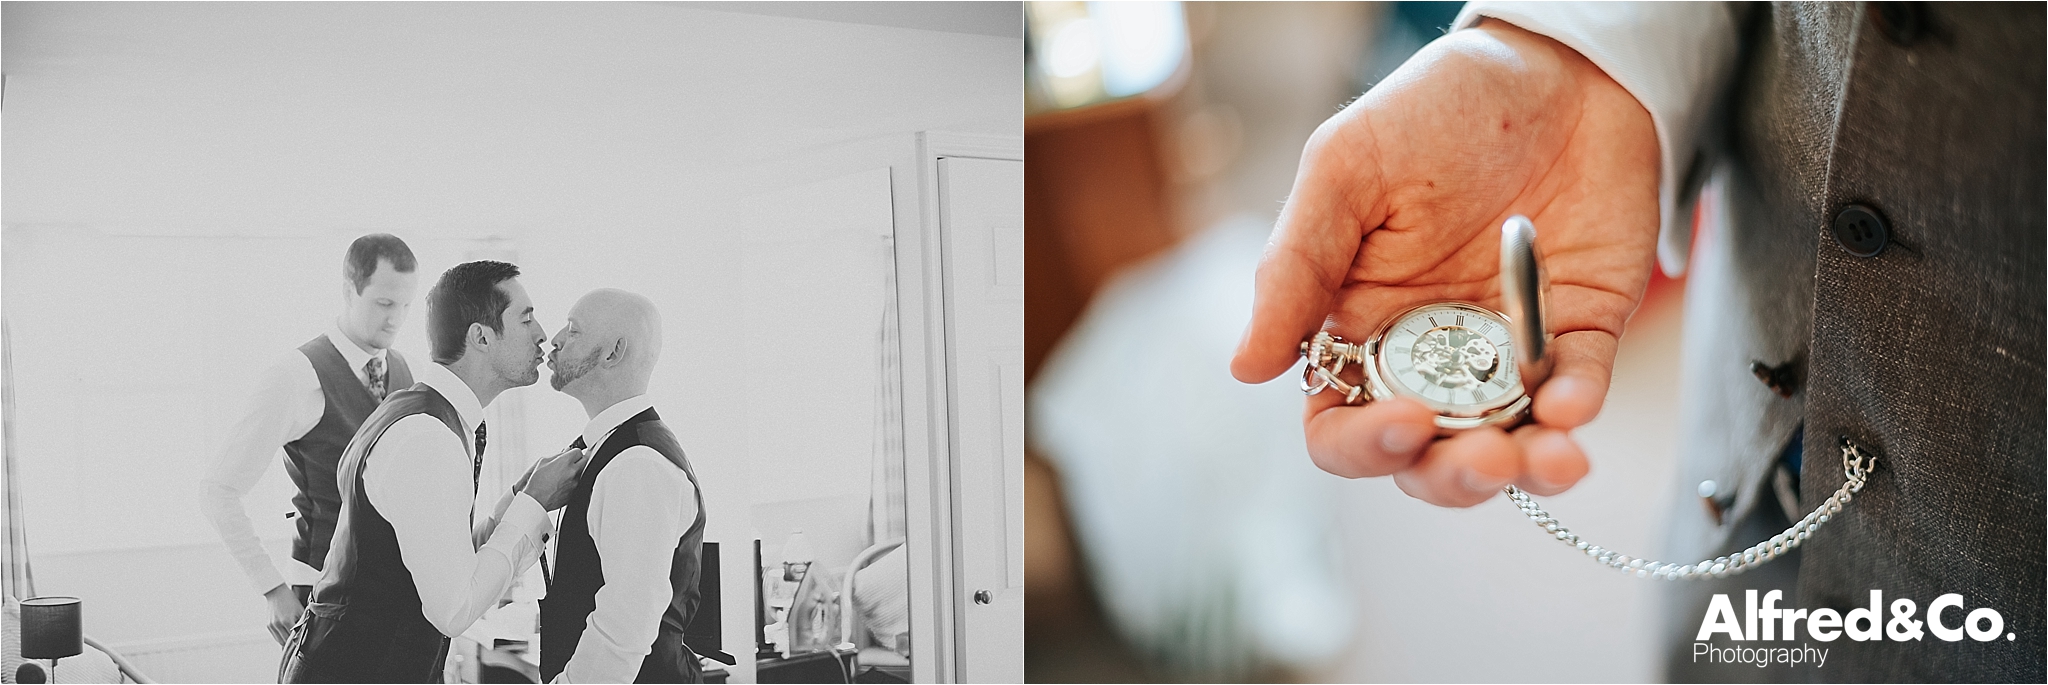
[{"x1": 21, "y1": 596, "x2": 82, "y2": 682}]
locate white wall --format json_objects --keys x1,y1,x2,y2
[
  {"x1": 2, "y1": 2, "x2": 1019, "y2": 234},
  {"x1": 3, "y1": 3, "x2": 1017, "y2": 681}
]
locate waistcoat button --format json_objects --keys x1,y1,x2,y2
[{"x1": 1832, "y1": 204, "x2": 1890, "y2": 258}]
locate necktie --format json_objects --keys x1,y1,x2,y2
[
  {"x1": 542, "y1": 436, "x2": 586, "y2": 589},
  {"x1": 364, "y1": 357, "x2": 386, "y2": 400},
  {"x1": 473, "y1": 422, "x2": 487, "y2": 491}
]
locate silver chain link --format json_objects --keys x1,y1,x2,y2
[
  {"x1": 1301, "y1": 330, "x2": 1877, "y2": 579},
  {"x1": 1505, "y1": 438, "x2": 1876, "y2": 580}
]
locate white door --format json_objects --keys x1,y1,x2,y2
[{"x1": 938, "y1": 156, "x2": 1024, "y2": 682}]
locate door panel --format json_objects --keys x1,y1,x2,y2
[{"x1": 938, "y1": 156, "x2": 1024, "y2": 683}]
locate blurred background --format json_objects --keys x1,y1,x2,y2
[{"x1": 1024, "y1": 2, "x2": 1693, "y2": 681}]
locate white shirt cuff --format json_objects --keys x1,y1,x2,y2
[
  {"x1": 489, "y1": 492, "x2": 552, "y2": 573},
  {"x1": 252, "y1": 566, "x2": 290, "y2": 598},
  {"x1": 1454, "y1": 1, "x2": 1741, "y2": 276}
]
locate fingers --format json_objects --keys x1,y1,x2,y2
[
  {"x1": 1531, "y1": 329, "x2": 1618, "y2": 429},
  {"x1": 1390, "y1": 427, "x2": 1522, "y2": 507},
  {"x1": 542, "y1": 447, "x2": 589, "y2": 470},
  {"x1": 1511, "y1": 424, "x2": 1590, "y2": 496},
  {"x1": 1307, "y1": 397, "x2": 1595, "y2": 505},
  {"x1": 270, "y1": 619, "x2": 289, "y2": 645},
  {"x1": 1231, "y1": 117, "x2": 1385, "y2": 384},
  {"x1": 1304, "y1": 396, "x2": 1438, "y2": 478}
]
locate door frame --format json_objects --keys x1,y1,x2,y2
[{"x1": 896, "y1": 131, "x2": 1023, "y2": 683}]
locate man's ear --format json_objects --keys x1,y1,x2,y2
[
  {"x1": 604, "y1": 338, "x2": 628, "y2": 367},
  {"x1": 469, "y1": 322, "x2": 492, "y2": 351}
]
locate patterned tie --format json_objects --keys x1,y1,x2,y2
[
  {"x1": 473, "y1": 422, "x2": 487, "y2": 491},
  {"x1": 364, "y1": 357, "x2": 386, "y2": 400}
]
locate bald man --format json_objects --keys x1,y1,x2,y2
[{"x1": 536, "y1": 289, "x2": 708, "y2": 683}]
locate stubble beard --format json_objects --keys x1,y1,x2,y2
[{"x1": 550, "y1": 346, "x2": 604, "y2": 392}]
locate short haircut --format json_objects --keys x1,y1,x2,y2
[
  {"x1": 343, "y1": 233, "x2": 418, "y2": 293},
  {"x1": 427, "y1": 260, "x2": 522, "y2": 364}
]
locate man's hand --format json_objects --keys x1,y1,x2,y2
[
  {"x1": 263, "y1": 583, "x2": 304, "y2": 645},
  {"x1": 1232, "y1": 20, "x2": 1662, "y2": 507},
  {"x1": 520, "y1": 446, "x2": 589, "y2": 511}
]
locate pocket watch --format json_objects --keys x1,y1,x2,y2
[
  {"x1": 1297, "y1": 216, "x2": 1880, "y2": 581},
  {"x1": 1300, "y1": 215, "x2": 1553, "y2": 431}
]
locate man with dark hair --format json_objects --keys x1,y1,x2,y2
[
  {"x1": 282, "y1": 260, "x2": 589, "y2": 683},
  {"x1": 427, "y1": 260, "x2": 520, "y2": 365},
  {"x1": 200, "y1": 232, "x2": 424, "y2": 645},
  {"x1": 344, "y1": 232, "x2": 419, "y2": 294}
]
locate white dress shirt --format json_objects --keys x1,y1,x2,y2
[
  {"x1": 199, "y1": 325, "x2": 389, "y2": 594},
  {"x1": 551, "y1": 394, "x2": 697, "y2": 684},
  {"x1": 365, "y1": 360, "x2": 552, "y2": 639},
  {"x1": 1453, "y1": 2, "x2": 1742, "y2": 276}
]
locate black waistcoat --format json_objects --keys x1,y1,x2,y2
[
  {"x1": 286, "y1": 334, "x2": 413, "y2": 571},
  {"x1": 540, "y1": 408, "x2": 707, "y2": 683},
  {"x1": 282, "y1": 382, "x2": 461, "y2": 683}
]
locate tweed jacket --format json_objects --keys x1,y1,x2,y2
[
  {"x1": 1686, "y1": 4, "x2": 2042, "y2": 681},
  {"x1": 1466, "y1": 2, "x2": 2043, "y2": 680}
]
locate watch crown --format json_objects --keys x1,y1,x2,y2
[
  {"x1": 1300, "y1": 331, "x2": 1369, "y2": 403},
  {"x1": 1307, "y1": 331, "x2": 1365, "y2": 366}
]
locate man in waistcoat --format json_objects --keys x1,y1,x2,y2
[
  {"x1": 280, "y1": 260, "x2": 590, "y2": 682},
  {"x1": 538, "y1": 288, "x2": 707, "y2": 683},
  {"x1": 1230, "y1": 3, "x2": 2041, "y2": 681},
  {"x1": 200, "y1": 233, "x2": 423, "y2": 645}
]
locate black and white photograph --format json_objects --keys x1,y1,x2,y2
[{"x1": 1, "y1": 2, "x2": 1022, "y2": 683}]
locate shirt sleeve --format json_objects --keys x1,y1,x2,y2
[
  {"x1": 1453, "y1": 1, "x2": 1742, "y2": 276},
  {"x1": 197, "y1": 352, "x2": 326, "y2": 595},
  {"x1": 365, "y1": 414, "x2": 552, "y2": 639},
  {"x1": 555, "y1": 448, "x2": 693, "y2": 684}
]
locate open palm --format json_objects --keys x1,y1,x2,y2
[{"x1": 1232, "y1": 21, "x2": 1662, "y2": 507}]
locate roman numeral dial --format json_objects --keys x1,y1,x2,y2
[{"x1": 1374, "y1": 302, "x2": 1523, "y2": 415}]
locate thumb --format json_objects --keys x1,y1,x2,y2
[
  {"x1": 1529, "y1": 328, "x2": 1616, "y2": 429},
  {"x1": 1232, "y1": 117, "x2": 1387, "y2": 383}
]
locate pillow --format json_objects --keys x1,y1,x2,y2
[{"x1": 850, "y1": 547, "x2": 909, "y2": 657}]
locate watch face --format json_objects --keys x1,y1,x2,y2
[{"x1": 1374, "y1": 302, "x2": 1524, "y2": 415}]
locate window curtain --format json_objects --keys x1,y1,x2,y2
[
  {"x1": 2, "y1": 317, "x2": 34, "y2": 603},
  {"x1": 868, "y1": 236, "x2": 907, "y2": 545}
]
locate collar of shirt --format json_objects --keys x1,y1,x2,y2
[
  {"x1": 580, "y1": 394, "x2": 654, "y2": 453},
  {"x1": 326, "y1": 323, "x2": 388, "y2": 375},
  {"x1": 416, "y1": 361, "x2": 486, "y2": 441}
]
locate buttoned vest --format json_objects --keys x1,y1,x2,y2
[
  {"x1": 286, "y1": 335, "x2": 413, "y2": 571},
  {"x1": 1666, "y1": 4, "x2": 2042, "y2": 680},
  {"x1": 540, "y1": 408, "x2": 708, "y2": 683}
]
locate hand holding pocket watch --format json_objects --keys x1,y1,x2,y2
[
  {"x1": 1233, "y1": 19, "x2": 1871, "y2": 576},
  {"x1": 1297, "y1": 217, "x2": 1876, "y2": 581},
  {"x1": 1227, "y1": 19, "x2": 1665, "y2": 507}
]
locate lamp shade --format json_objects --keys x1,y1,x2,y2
[{"x1": 19, "y1": 596, "x2": 82, "y2": 660}]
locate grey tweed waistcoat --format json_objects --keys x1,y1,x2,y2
[{"x1": 1663, "y1": 3, "x2": 2042, "y2": 682}]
